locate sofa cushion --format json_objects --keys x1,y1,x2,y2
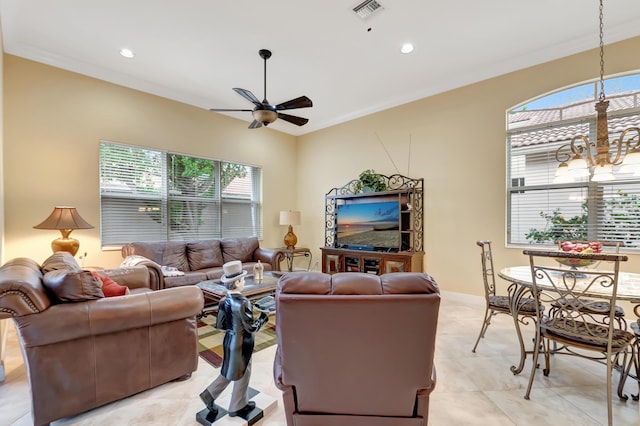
[
  {"x1": 43, "y1": 269, "x2": 104, "y2": 302},
  {"x1": 221, "y1": 237, "x2": 259, "y2": 263},
  {"x1": 187, "y1": 239, "x2": 224, "y2": 270},
  {"x1": 161, "y1": 242, "x2": 190, "y2": 271},
  {"x1": 41, "y1": 252, "x2": 81, "y2": 274},
  {"x1": 122, "y1": 242, "x2": 189, "y2": 271}
]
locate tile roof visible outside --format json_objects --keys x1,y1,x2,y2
[{"x1": 509, "y1": 91, "x2": 640, "y2": 148}]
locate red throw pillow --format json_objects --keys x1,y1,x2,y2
[{"x1": 91, "y1": 271, "x2": 130, "y2": 297}]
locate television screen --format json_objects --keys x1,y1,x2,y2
[{"x1": 336, "y1": 200, "x2": 400, "y2": 251}]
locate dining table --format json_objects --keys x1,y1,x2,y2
[{"x1": 498, "y1": 265, "x2": 640, "y2": 377}]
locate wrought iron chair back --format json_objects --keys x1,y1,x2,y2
[
  {"x1": 522, "y1": 249, "x2": 633, "y2": 426},
  {"x1": 472, "y1": 240, "x2": 538, "y2": 358},
  {"x1": 478, "y1": 239, "x2": 497, "y2": 299}
]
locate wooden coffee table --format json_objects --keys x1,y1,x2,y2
[{"x1": 197, "y1": 271, "x2": 283, "y2": 317}]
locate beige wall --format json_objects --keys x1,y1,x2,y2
[
  {"x1": 3, "y1": 55, "x2": 297, "y2": 267},
  {"x1": 298, "y1": 36, "x2": 640, "y2": 296},
  {"x1": 3, "y1": 37, "x2": 640, "y2": 294}
]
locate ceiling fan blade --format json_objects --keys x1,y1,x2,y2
[
  {"x1": 248, "y1": 120, "x2": 263, "y2": 129},
  {"x1": 233, "y1": 88, "x2": 262, "y2": 106},
  {"x1": 275, "y1": 96, "x2": 313, "y2": 111},
  {"x1": 278, "y1": 112, "x2": 309, "y2": 126},
  {"x1": 209, "y1": 108, "x2": 253, "y2": 112}
]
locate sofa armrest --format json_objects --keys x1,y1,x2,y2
[
  {"x1": 254, "y1": 247, "x2": 285, "y2": 272},
  {"x1": 16, "y1": 286, "x2": 204, "y2": 347},
  {"x1": 120, "y1": 255, "x2": 165, "y2": 290}
]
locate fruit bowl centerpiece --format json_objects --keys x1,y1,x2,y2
[{"x1": 556, "y1": 241, "x2": 602, "y2": 268}]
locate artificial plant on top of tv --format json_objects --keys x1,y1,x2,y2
[{"x1": 355, "y1": 169, "x2": 387, "y2": 193}]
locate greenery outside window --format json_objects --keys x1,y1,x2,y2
[
  {"x1": 99, "y1": 141, "x2": 262, "y2": 247},
  {"x1": 507, "y1": 74, "x2": 640, "y2": 248}
]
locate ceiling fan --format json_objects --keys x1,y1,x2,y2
[{"x1": 209, "y1": 49, "x2": 313, "y2": 129}]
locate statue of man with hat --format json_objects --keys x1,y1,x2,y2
[{"x1": 199, "y1": 260, "x2": 269, "y2": 419}]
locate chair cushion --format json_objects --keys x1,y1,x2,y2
[
  {"x1": 489, "y1": 295, "x2": 538, "y2": 313},
  {"x1": 553, "y1": 298, "x2": 625, "y2": 317},
  {"x1": 542, "y1": 318, "x2": 634, "y2": 349},
  {"x1": 43, "y1": 269, "x2": 104, "y2": 302}
]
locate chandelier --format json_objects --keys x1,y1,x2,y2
[{"x1": 554, "y1": 0, "x2": 640, "y2": 183}]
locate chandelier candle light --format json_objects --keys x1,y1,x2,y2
[
  {"x1": 554, "y1": 0, "x2": 640, "y2": 184},
  {"x1": 280, "y1": 210, "x2": 301, "y2": 249},
  {"x1": 33, "y1": 206, "x2": 94, "y2": 256}
]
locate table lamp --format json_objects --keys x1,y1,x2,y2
[
  {"x1": 33, "y1": 206, "x2": 94, "y2": 256},
  {"x1": 279, "y1": 210, "x2": 301, "y2": 249}
]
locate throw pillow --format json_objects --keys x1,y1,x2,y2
[
  {"x1": 41, "y1": 251, "x2": 81, "y2": 274},
  {"x1": 91, "y1": 271, "x2": 130, "y2": 297},
  {"x1": 43, "y1": 269, "x2": 104, "y2": 302}
]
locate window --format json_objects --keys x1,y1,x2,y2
[
  {"x1": 99, "y1": 141, "x2": 262, "y2": 247},
  {"x1": 507, "y1": 74, "x2": 640, "y2": 248}
]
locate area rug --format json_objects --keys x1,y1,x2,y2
[{"x1": 197, "y1": 315, "x2": 277, "y2": 368}]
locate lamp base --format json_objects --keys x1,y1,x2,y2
[
  {"x1": 283, "y1": 225, "x2": 297, "y2": 250},
  {"x1": 51, "y1": 238, "x2": 80, "y2": 256}
]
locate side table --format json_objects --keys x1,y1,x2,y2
[{"x1": 281, "y1": 247, "x2": 312, "y2": 272}]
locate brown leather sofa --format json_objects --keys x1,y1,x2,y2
[
  {"x1": 274, "y1": 271, "x2": 441, "y2": 426},
  {"x1": 0, "y1": 254, "x2": 204, "y2": 426},
  {"x1": 121, "y1": 237, "x2": 284, "y2": 289}
]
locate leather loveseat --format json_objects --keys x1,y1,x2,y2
[
  {"x1": 121, "y1": 237, "x2": 284, "y2": 289},
  {"x1": 274, "y1": 271, "x2": 441, "y2": 426},
  {"x1": 0, "y1": 253, "x2": 204, "y2": 426}
]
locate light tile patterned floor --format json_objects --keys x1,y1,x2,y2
[{"x1": 1, "y1": 291, "x2": 638, "y2": 425}]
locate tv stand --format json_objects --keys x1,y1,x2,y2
[
  {"x1": 321, "y1": 247, "x2": 423, "y2": 275},
  {"x1": 322, "y1": 173, "x2": 424, "y2": 275}
]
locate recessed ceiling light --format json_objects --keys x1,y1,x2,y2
[
  {"x1": 119, "y1": 48, "x2": 135, "y2": 59},
  {"x1": 400, "y1": 43, "x2": 414, "y2": 54}
]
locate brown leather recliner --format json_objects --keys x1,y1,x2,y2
[
  {"x1": 274, "y1": 271, "x2": 441, "y2": 426},
  {"x1": 0, "y1": 256, "x2": 204, "y2": 426}
]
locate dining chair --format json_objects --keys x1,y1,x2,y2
[
  {"x1": 522, "y1": 249, "x2": 634, "y2": 426},
  {"x1": 472, "y1": 240, "x2": 539, "y2": 353},
  {"x1": 554, "y1": 241, "x2": 626, "y2": 327},
  {"x1": 627, "y1": 320, "x2": 640, "y2": 401}
]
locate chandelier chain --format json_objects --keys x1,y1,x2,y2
[{"x1": 598, "y1": 0, "x2": 605, "y2": 101}]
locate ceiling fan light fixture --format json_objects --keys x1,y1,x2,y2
[
  {"x1": 252, "y1": 109, "x2": 277, "y2": 125},
  {"x1": 209, "y1": 49, "x2": 312, "y2": 129}
]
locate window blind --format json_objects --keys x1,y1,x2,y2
[{"x1": 99, "y1": 142, "x2": 262, "y2": 247}]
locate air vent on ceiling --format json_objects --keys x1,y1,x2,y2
[{"x1": 353, "y1": 0, "x2": 384, "y2": 20}]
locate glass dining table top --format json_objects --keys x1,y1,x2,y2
[{"x1": 499, "y1": 265, "x2": 640, "y2": 303}]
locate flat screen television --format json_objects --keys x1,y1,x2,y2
[{"x1": 335, "y1": 198, "x2": 401, "y2": 252}]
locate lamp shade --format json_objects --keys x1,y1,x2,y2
[
  {"x1": 279, "y1": 210, "x2": 301, "y2": 226},
  {"x1": 34, "y1": 207, "x2": 93, "y2": 256},
  {"x1": 34, "y1": 206, "x2": 94, "y2": 230}
]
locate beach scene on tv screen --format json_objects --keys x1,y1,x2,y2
[{"x1": 337, "y1": 201, "x2": 400, "y2": 249}]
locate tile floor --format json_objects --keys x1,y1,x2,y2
[{"x1": 1, "y1": 290, "x2": 639, "y2": 425}]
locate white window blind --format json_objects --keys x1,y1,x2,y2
[
  {"x1": 100, "y1": 142, "x2": 262, "y2": 246},
  {"x1": 507, "y1": 74, "x2": 640, "y2": 249}
]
